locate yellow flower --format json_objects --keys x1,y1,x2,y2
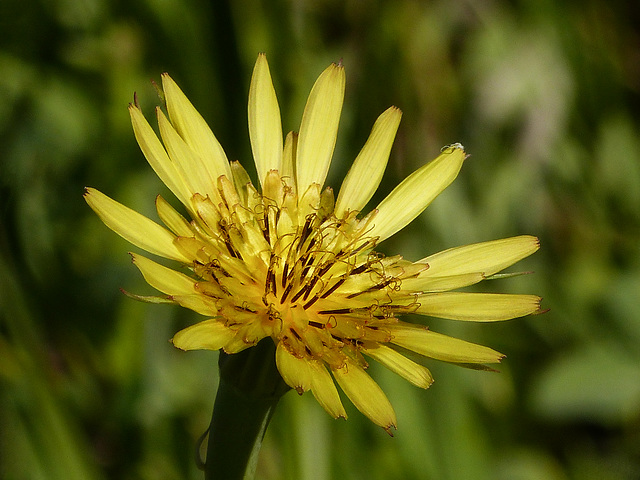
[{"x1": 85, "y1": 54, "x2": 541, "y2": 434}]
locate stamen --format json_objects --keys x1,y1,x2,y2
[
  {"x1": 348, "y1": 263, "x2": 369, "y2": 276},
  {"x1": 315, "y1": 261, "x2": 334, "y2": 278},
  {"x1": 234, "y1": 303, "x2": 257, "y2": 313},
  {"x1": 346, "y1": 278, "x2": 394, "y2": 299},
  {"x1": 290, "y1": 283, "x2": 311, "y2": 304},
  {"x1": 320, "y1": 277, "x2": 345, "y2": 299},
  {"x1": 318, "y1": 308, "x2": 352, "y2": 315},
  {"x1": 265, "y1": 265, "x2": 276, "y2": 297},
  {"x1": 303, "y1": 295, "x2": 319, "y2": 310},
  {"x1": 281, "y1": 260, "x2": 290, "y2": 288},
  {"x1": 224, "y1": 238, "x2": 238, "y2": 258},
  {"x1": 262, "y1": 210, "x2": 270, "y2": 244},
  {"x1": 298, "y1": 214, "x2": 316, "y2": 249},
  {"x1": 280, "y1": 283, "x2": 294, "y2": 304},
  {"x1": 303, "y1": 275, "x2": 321, "y2": 299}
]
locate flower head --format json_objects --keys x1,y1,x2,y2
[{"x1": 85, "y1": 54, "x2": 541, "y2": 433}]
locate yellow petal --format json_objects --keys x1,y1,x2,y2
[
  {"x1": 130, "y1": 253, "x2": 196, "y2": 295},
  {"x1": 222, "y1": 335, "x2": 255, "y2": 354},
  {"x1": 332, "y1": 359, "x2": 397, "y2": 431},
  {"x1": 296, "y1": 62, "x2": 345, "y2": 194},
  {"x1": 419, "y1": 236, "x2": 540, "y2": 277},
  {"x1": 275, "y1": 342, "x2": 312, "y2": 393},
  {"x1": 157, "y1": 108, "x2": 218, "y2": 202},
  {"x1": 170, "y1": 294, "x2": 218, "y2": 316},
  {"x1": 369, "y1": 144, "x2": 466, "y2": 242},
  {"x1": 155, "y1": 195, "x2": 194, "y2": 237},
  {"x1": 401, "y1": 272, "x2": 486, "y2": 293},
  {"x1": 415, "y1": 292, "x2": 542, "y2": 321},
  {"x1": 282, "y1": 131, "x2": 298, "y2": 191},
  {"x1": 161, "y1": 73, "x2": 232, "y2": 182},
  {"x1": 191, "y1": 193, "x2": 222, "y2": 235},
  {"x1": 222, "y1": 323, "x2": 269, "y2": 353},
  {"x1": 171, "y1": 319, "x2": 234, "y2": 351},
  {"x1": 129, "y1": 105, "x2": 191, "y2": 207},
  {"x1": 297, "y1": 182, "x2": 321, "y2": 221},
  {"x1": 335, "y1": 106, "x2": 402, "y2": 217},
  {"x1": 248, "y1": 53, "x2": 283, "y2": 186},
  {"x1": 389, "y1": 324, "x2": 504, "y2": 364},
  {"x1": 308, "y1": 361, "x2": 347, "y2": 419},
  {"x1": 84, "y1": 188, "x2": 190, "y2": 262},
  {"x1": 363, "y1": 344, "x2": 433, "y2": 389},
  {"x1": 229, "y1": 161, "x2": 252, "y2": 206}
]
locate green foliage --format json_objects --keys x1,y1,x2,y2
[{"x1": 1, "y1": 0, "x2": 639, "y2": 478}]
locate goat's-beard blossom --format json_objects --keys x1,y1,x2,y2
[{"x1": 85, "y1": 54, "x2": 542, "y2": 433}]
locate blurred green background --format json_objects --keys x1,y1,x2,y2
[{"x1": 1, "y1": 0, "x2": 639, "y2": 479}]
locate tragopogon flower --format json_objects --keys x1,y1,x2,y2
[{"x1": 85, "y1": 54, "x2": 541, "y2": 433}]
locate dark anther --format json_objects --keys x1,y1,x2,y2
[
  {"x1": 348, "y1": 263, "x2": 368, "y2": 276},
  {"x1": 298, "y1": 214, "x2": 315, "y2": 248},
  {"x1": 316, "y1": 262, "x2": 333, "y2": 278},
  {"x1": 290, "y1": 284, "x2": 311, "y2": 304},
  {"x1": 265, "y1": 267, "x2": 276, "y2": 297},
  {"x1": 280, "y1": 283, "x2": 294, "y2": 304},
  {"x1": 282, "y1": 260, "x2": 290, "y2": 288},
  {"x1": 346, "y1": 278, "x2": 393, "y2": 298},
  {"x1": 318, "y1": 307, "x2": 352, "y2": 315},
  {"x1": 262, "y1": 210, "x2": 270, "y2": 244},
  {"x1": 234, "y1": 304, "x2": 257, "y2": 313},
  {"x1": 319, "y1": 277, "x2": 345, "y2": 299},
  {"x1": 303, "y1": 275, "x2": 320, "y2": 300},
  {"x1": 303, "y1": 295, "x2": 320, "y2": 310}
]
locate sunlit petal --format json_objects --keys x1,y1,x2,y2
[
  {"x1": 84, "y1": 188, "x2": 189, "y2": 262},
  {"x1": 335, "y1": 107, "x2": 402, "y2": 217},
  {"x1": 390, "y1": 324, "x2": 504, "y2": 364},
  {"x1": 333, "y1": 359, "x2": 397, "y2": 433},
  {"x1": 419, "y1": 235, "x2": 541, "y2": 277},
  {"x1": 296, "y1": 62, "x2": 345, "y2": 195},
  {"x1": 414, "y1": 292, "x2": 542, "y2": 321},
  {"x1": 369, "y1": 144, "x2": 466, "y2": 242},
  {"x1": 162, "y1": 73, "x2": 232, "y2": 181},
  {"x1": 172, "y1": 319, "x2": 235, "y2": 351},
  {"x1": 363, "y1": 344, "x2": 433, "y2": 388},
  {"x1": 130, "y1": 253, "x2": 196, "y2": 295},
  {"x1": 129, "y1": 105, "x2": 191, "y2": 207},
  {"x1": 249, "y1": 53, "x2": 283, "y2": 186}
]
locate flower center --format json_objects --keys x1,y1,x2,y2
[{"x1": 184, "y1": 171, "x2": 424, "y2": 368}]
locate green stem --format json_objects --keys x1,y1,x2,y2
[{"x1": 205, "y1": 339, "x2": 290, "y2": 480}]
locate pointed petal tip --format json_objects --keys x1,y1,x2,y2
[
  {"x1": 529, "y1": 295, "x2": 544, "y2": 314},
  {"x1": 533, "y1": 298, "x2": 549, "y2": 315},
  {"x1": 534, "y1": 236, "x2": 542, "y2": 250},
  {"x1": 384, "y1": 424, "x2": 397, "y2": 437},
  {"x1": 169, "y1": 336, "x2": 186, "y2": 351}
]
